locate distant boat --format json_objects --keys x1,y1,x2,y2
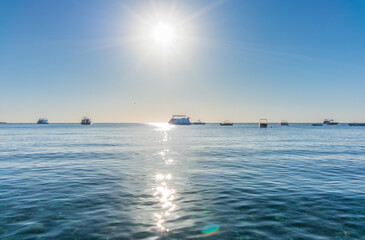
[
  {"x1": 312, "y1": 123, "x2": 323, "y2": 126},
  {"x1": 280, "y1": 120, "x2": 289, "y2": 126},
  {"x1": 259, "y1": 119, "x2": 268, "y2": 128},
  {"x1": 37, "y1": 118, "x2": 48, "y2": 124},
  {"x1": 348, "y1": 123, "x2": 365, "y2": 126},
  {"x1": 323, "y1": 119, "x2": 338, "y2": 125},
  {"x1": 220, "y1": 120, "x2": 233, "y2": 126},
  {"x1": 192, "y1": 120, "x2": 206, "y2": 125},
  {"x1": 81, "y1": 116, "x2": 92, "y2": 125},
  {"x1": 168, "y1": 115, "x2": 191, "y2": 125}
]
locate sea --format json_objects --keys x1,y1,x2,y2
[{"x1": 0, "y1": 123, "x2": 364, "y2": 240}]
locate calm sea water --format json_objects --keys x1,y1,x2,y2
[{"x1": 0, "y1": 123, "x2": 364, "y2": 240}]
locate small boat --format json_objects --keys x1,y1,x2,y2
[
  {"x1": 323, "y1": 119, "x2": 338, "y2": 125},
  {"x1": 37, "y1": 118, "x2": 49, "y2": 124},
  {"x1": 192, "y1": 120, "x2": 206, "y2": 125},
  {"x1": 168, "y1": 115, "x2": 191, "y2": 125},
  {"x1": 348, "y1": 123, "x2": 365, "y2": 126},
  {"x1": 312, "y1": 123, "x2": 323, "y2": 126},
  {"x1": 259, "y1": 119, "x2": 268, "y2": 128},
  {"x1": 81, "y1": 116, "x2": 92, "y2": 125},
  {"x1": 220, "y1": 120, "x2": 233, "y2": 126},
  {"x1": 280, "y1": 120, "x2": 289, "y2": 126}
]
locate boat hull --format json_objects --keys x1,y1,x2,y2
[
  {"x1": 220, "y1": 123, "x2": 233, "y2": 126},
  {"x1": 259, "y1": 123, "x2": 268, "y2": 128},
  {"x1": 349, "y1": 123, "x2": 365, "y2": 126}
]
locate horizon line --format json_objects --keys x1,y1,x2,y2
[{"x1": 0, "y1": 122, "x2": 354, "y2": 124}]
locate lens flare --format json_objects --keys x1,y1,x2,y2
[{"x1": 201, "y1": 224, "x2": 220, "y2": 235}]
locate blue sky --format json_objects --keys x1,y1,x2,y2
[{"x1": 1, "y1": 0, "x2": 365, "y2": 123}]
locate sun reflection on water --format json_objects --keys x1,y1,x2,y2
[
  {"x1": 149, "y1": 122, "x2": 175, "y2": 142},
  {"x1": 153, "y1": 174, "x2": 176, "y2": 233},
  {"x1": 150, "y1": 122, "x2": 177, "y2": 234},
  {"x1": 159, "y1": 149, "x2": 174, "y2": 165},
  {"x1": 149, "y1": 122, "x2": 175, "y2": 132}
]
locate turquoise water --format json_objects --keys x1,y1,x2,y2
[{"x1": 0, "y1": 123, "x2": 364, "y2": 239}]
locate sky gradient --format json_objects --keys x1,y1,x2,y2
[{"x1": 1, "y1": 0, "x2": 365, "y2": 123}]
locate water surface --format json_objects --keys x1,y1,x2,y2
[{"x1": 0, "y1": 123, "x2": 364, "y2": 239}]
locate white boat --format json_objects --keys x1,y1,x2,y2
[
  {"x1": 81, "y1": 116, "x2": 92, "y2": 125},
  {"x1": 259, "y1": 119, "x2": 268, "y2": 128},
  {"x1": 280, "y1": 120, "x2": 289, "y2": 126},
  {"x1": 323, "y1": 119, "x2": 338, "y2": 125},
  {"x1": 37, "y1": 118, "x2": 48, "y2": 124},
  {"x1": 168, "y1": 115, "x2": 191, "y2": 125},
  {"x1": 220, "y1": 120, "x2": 233, "y2": 126}
]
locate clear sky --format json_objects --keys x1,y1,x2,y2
[{"x1": 1, "y1": 0, "x2": 365, "y2": 123}]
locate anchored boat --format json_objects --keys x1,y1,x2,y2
[
  {"x1": 348, "y1": 123, "x2": 365, "y2": 126},
  {"x1": 280, "y1": 120, "x2": 289, "y2": 126},
  {"x1": 220, "y1": 120, "x2": 233, "y2": 126},
  {"x1": 323, "y1": 119, "x2": 338, "y2": 125},
  {"x1": 192, "y1": 120, "x2": 206, "y2": 125},
  {"x1": 81, "y1": 116, "x2": 92, "y2": 125},
  {"x1": 168, "y1": 115, "x2": 191, "y2": 125},
  {"x1": 37, "y1": 118, "x2": 49, "y2": 124},
  {"x1": 259, "y1": 119, "x2": 268, "y2": 128}
]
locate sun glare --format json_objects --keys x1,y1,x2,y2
[{"x1": 150, "y1": 22, "x2": 176, "y2": 48}]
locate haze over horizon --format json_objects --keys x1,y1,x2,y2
[{"x1": 1, "y1": 0, "x2": 365, "y2": 123}]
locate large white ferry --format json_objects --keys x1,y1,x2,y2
[{"x1": 168, "y1": 115, "x2": 191, "y2": 125}]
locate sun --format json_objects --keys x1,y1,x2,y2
[{"x1": 150, "y1": 22, "x2": 176, "y2": 48}]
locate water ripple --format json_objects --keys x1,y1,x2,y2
[{"x1": 0, "y1": 123, "x2": 364, "y2": 239}]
